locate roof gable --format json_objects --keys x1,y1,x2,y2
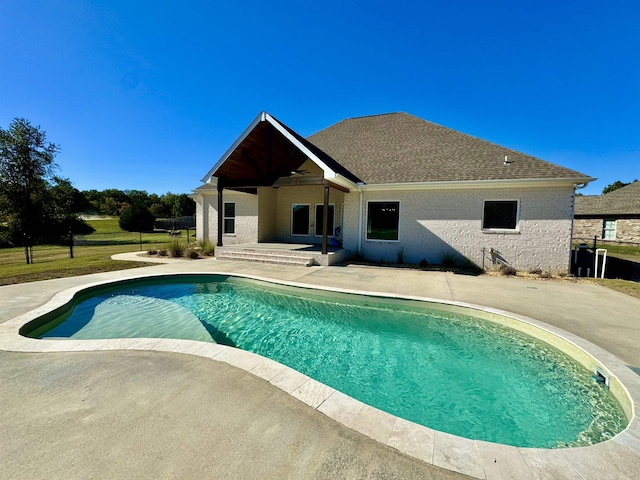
[
  {"x1": 201, "y1": 112, "x2": 360, "y2": 188},
  {"x1": 307, "y1": 113, "x2": 592, "y2": 184}
]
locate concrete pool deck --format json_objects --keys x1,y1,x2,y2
[{"x1": 1, "y1": 256, "x2": 639, "y2": 479}]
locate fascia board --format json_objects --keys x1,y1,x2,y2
[
  {"x1": 264, "y1": 113, "x2": 339, "y2": 180},
  {"x1": 200, "y1": 112, "x2": 266, "y2": 183},
  {"x1": 329, "y1": 173, "x2": 358, "y2": 191},
  {"x1": 358, "y1": 177, "x2": 597, "y2": 192}
]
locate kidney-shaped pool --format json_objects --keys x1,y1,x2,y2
[{"x1": 22, "y1": 274, "x2": 628, "y2": 448}]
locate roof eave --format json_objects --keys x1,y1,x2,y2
[{"x1": 359, "y1": 177, "x2": 597, "y2": 191}]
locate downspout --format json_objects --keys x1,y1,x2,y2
[{"x1": 357, "y1": 182, "x2": 364, "y2": 255}]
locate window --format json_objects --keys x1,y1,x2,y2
[
  {"x1": 482, "y1": 200, "x2": 518, "y2": 230},
  {"x1": 291, "y1": 204, "x2": 310, "y2": 235},
  {"x1": 367, "y1": 201, "x2": 400, "y2": 241},
  {"x1": 223, "y1": 202, "x2": 235, "y2": 234},
  {"x1": 603, "y1": 219, "x2": 616, "y2": 240},
  {"x1": 314, "y1": 204, "x2": 335, "y2": 236}
]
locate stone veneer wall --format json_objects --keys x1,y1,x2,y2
[{"x1": 573, "y1": 218, "x2": 640, "y2": 244}]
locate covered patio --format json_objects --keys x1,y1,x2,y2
[{"x1": 193, "y1": 112, "x2": 360, "y2": 262}]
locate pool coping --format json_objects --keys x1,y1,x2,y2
[{"x1": 1, "y1": 270, "x2": 639, "y2": 480}]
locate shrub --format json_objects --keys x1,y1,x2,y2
[
  {"x1": 186, "y1": 248, "x2": 200, "y2": 259},
  {"x1": 499, "y1": 264, "x2": 517, "y2": 276},
  {"x1": 418, "y1": 259, "x2": 429, "y2": 269},
  {"x1": 198, "y1": 239, "x2": 215, "y2": 256},
  {"x1": 119, "y1": 203, "x2": 155, "y2": 232},
  {"x1": 147, "y1": 249, "x2": 158, "y2": 256},
  {"x1": 158, "y1": 249, "x2": 168, "y2": 256},
  {"x1": 396, "y1": 247, "x2": 404, "y2": 265},
  {"x1": 168, "y1": 239, "x2": 185, "y2": 258},
  {"x1": 529, "y1": 268, "x2": 542, "y2": 275}
]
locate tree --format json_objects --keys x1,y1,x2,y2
[
  {"x1": 602, "y1": 180, "x2": 637, "y2": 195},
  {"x1": 119, "y1": 203, "x2": 155, "y2": 232},
  {"x1": 47, "y1": 177, "x2": 94, "y2": 237},
  {"x1": 0, "y1": 119, "x2": 93, "y2": 253},
  {"x1": 0, "y1": 118, "x2": 58, "y2": 244},
  {"x1": 162, "y1": 192, "x2": 195, "y2": 217}
]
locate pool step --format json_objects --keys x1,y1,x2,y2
[{"x1": 216, "y1": 248, "x2": 316, "y2": 267}]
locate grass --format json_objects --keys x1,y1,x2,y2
[
  {"x1": 0, "y1": 218, "x2": 196, "y2": 285},
  {"x1": 586, "y1": 278, "x2": 640, "y2": 300},
  {"x1": 573, "y1": 241, "x2": 640, "y2": 259},
  {"x1": 0, "y1": 244, "x2": 150, "y2": 285}
]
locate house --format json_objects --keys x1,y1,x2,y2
[
  {"x1": 193, "y1": 112, "x2": 594, "y2": 272},
  {"x1": 573, "y1": 181, "x2": 640, "y2": 244}
]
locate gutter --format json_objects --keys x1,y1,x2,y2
[{"x1": 358, "y1": 177, "x2": 597, "y2": 191}]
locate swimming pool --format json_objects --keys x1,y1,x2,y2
[{"x1": 23, "y1": 274, "x2": 628, "y2": 448}]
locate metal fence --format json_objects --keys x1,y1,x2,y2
[
  {"x1": 573, "y1": 236, "x2": 640, "y2": 249},
  {"x1": 0, "y1": 229, "x2": 197, "y2": 267}
]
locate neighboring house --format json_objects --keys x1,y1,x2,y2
[
  {"x1": 574, "y1": 181, "x2": 640, "y2": 243},
  {"x1": 193, "y1": 112, "x2": 593, "y2": 272}
]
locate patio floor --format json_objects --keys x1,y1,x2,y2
[{"x1": 1, "y1": 257, "x2": 639, "y2": 479}]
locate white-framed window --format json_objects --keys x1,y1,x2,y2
[
  {"x1": 366, "y1": 201, "x2": 400, "y2": 241},
  {"x1": 291, "y1": 204, "x2": 310, "y2": 236},
  {"x1": 602, "y1": 219, "x2": 616, "y2": 240},
  {"x1": 223, "y1": 202, "x2": 235, "y2": 234},
  {"x1": 314, "y1": 204, "x2": 335, "y2": 236},
  {"x1": 482, "y1": 200, "x2": 519, "y2": 231}
]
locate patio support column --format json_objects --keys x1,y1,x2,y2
[
  {"x1": 322, "y1": 184, "x2": 329, "y2": 255},
  {"x1": 217, "y1": 179, "x2": 224, "y2": 247}
]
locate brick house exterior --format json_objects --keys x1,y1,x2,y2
[
  {"x1": 193, "y1": 112, "x2": 593, "y2": 272},
  {"x1": 574, "y1": 181, "x2": 640, "y2": 244}
]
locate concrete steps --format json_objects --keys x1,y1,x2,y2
[{"x1": 216, "y1": 248, "x2": 316, "y2": 267}]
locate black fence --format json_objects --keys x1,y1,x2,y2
[
  {"x1": 571, "y1": 238, "x2": 640, "y2": 281},
  {"x1": 0, "y1": 229, "x2": 197, "y2": 267},
  {"x1": 154, "y1": 216, "x2": 196, "y2": 231}
]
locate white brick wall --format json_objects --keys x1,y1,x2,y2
[
  {"x1": 195, "y1": 190, "x2": 259, "y2": 245},
  {"x1": 197, "y1": 183, "x2": 576, "y2": 272},
  {"x1": 343, "y1": 186, "x2": 575, "y2": 272}
]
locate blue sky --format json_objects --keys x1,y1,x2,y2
[{"x1": 1, "y1": 1, "x2": 638, "y2": 195}]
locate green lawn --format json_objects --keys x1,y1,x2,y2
[
  {"x1": 573, "y1": 241, "x2": 640, "y2": 259},
  {"x1": 586, "y1": 278, "x2": 640, "y2": 300},
  {"x1": 0, "y1": 219, "x2": 195, "y2": 285}
]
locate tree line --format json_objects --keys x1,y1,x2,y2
[{"x1": 0, "y1": 118, "x2": 194, "y2": 249}]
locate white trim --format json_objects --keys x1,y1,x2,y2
[
  {"x1": 200, "y1": 113, "x2": 264, "y2": 183},
  {"x1": 602, "y1": 219, "x2": 617, "y2": 240},
  {"x1": 313, "y1": 203, "x2": 335, "y2": 237},
  {"x1": 481, "y1": 199, "x2": 520, "y2": 232},
  {"x1": 359, "y1": 177, "x2": 596, "y2": 192},
  {"x1": 291, "y1": 203, "x2": 310, "y2": 237},
  {"x1": 365, "y1": 200, "x2": 401, "y2": 242}
]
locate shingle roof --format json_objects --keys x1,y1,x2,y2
[
  {"x1": 575, "y1": 181, "x2": 640, "y2": 216},
  {"x1": 307, "y1": 112, "x2": 592, "y2": 184}
]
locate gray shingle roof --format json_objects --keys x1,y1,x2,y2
[
  {"x1": 575, "y1": 181, "x2": 640, "y2": 216},
  {"x1": 307, "y1": 113, "x2": 592, "y2": 184}
]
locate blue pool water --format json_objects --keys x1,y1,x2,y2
[{"x1": 28, "y1": 275, "x2": 627, "y2": 448}]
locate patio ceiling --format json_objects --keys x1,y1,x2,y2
[
  {"x1": 213, "y1": 120, "x2": 309, "y2": 188},
  {"x1": 202, "y1": 112, "x2": 360, "y2": 191}
]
